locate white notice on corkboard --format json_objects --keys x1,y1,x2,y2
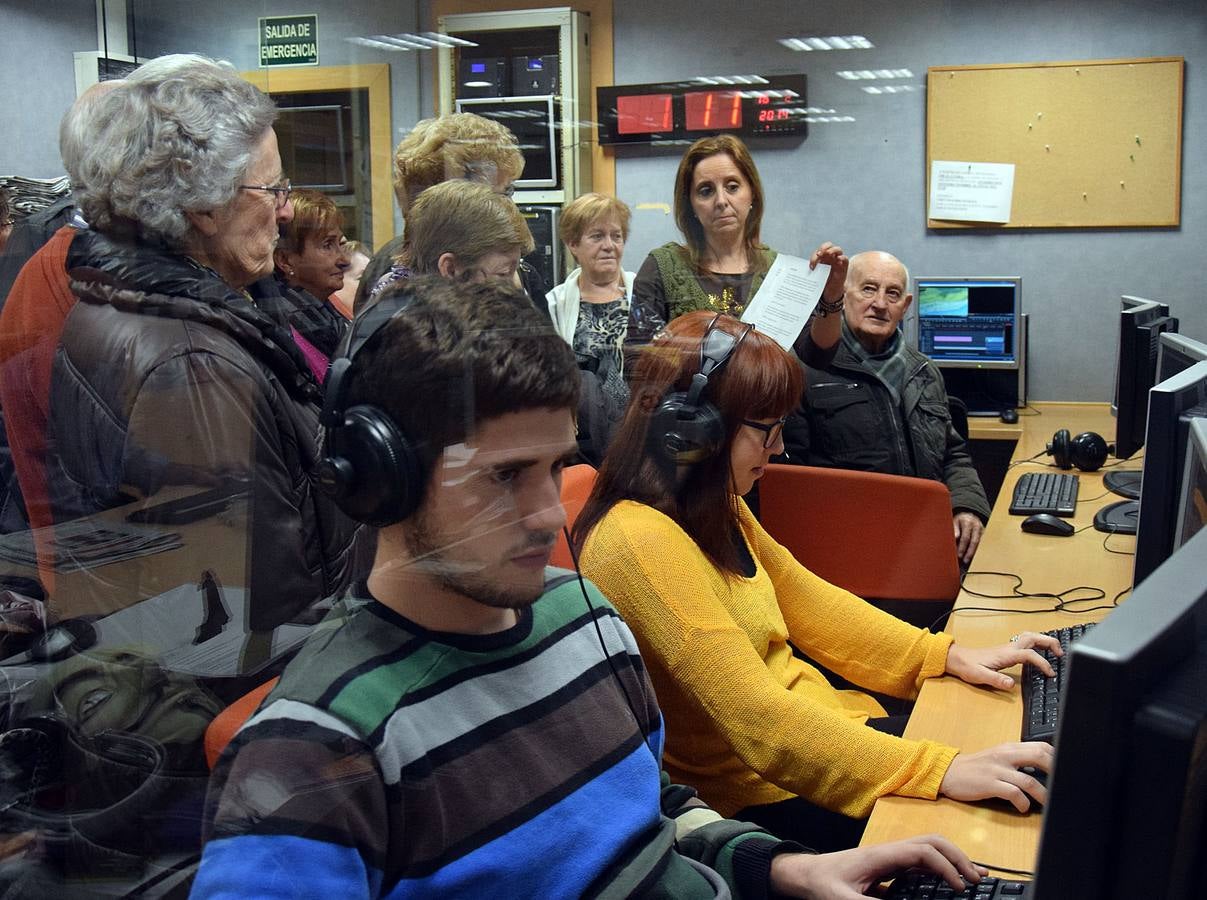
[{"x1": 928, "y1": 161, "x2": 1015, "y2": 223}]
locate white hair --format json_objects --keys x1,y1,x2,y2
[{"x1": 72, "y1": 54, "x2": 277, "y2": 248}]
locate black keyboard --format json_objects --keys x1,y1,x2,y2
[
  {"x1": 885, "y1": 873, "x2": 1031, "y2": 899},
  {"x1": 1020, "y1": 621, "x2": 1096, "y2": 743},
  {"x1": 1009, "y1": 472, "x2": 1079, "y2": 516}
]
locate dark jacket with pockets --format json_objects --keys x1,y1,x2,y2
[
  {"x1": 783, "y1": 339, "x2": 991, "y2": 521},
  {"x1": 48, "y1": 229, "x2": 369, "y2": 629}
]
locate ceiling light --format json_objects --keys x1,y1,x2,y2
[{"x1": 780, "y1": 34, "x2": 874, "y2": 51}]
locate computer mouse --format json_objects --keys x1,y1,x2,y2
[
  {"x1": 1021, "y1": 513, "x2": 1076, "y2": 536},
  {"x1": 1000, "y1": 408, "x2": 1019, "y2": 424}
]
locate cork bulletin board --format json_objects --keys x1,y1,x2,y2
[{"x1": 926, "y1": 57, "x2": 1184, "y2": 229}]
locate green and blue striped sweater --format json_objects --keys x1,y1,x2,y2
[{"x1": 193, "y1": 571, "x2": 788, "y2": 899}]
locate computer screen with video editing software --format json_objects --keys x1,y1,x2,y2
[{"x1": 912, "y1": 276, "x2": 1020, "y2": 370}]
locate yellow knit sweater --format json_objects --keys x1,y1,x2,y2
[{"x1": 581, "y1": 499, "x2": 960, "y2": 819}]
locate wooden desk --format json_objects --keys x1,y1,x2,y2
[{"x1": 860, "y1": 402, "x2": 1136, "y2": 873}]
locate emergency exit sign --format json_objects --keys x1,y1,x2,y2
[{"x1": 259, "y1": 15, "x2": 318, "y2": 67}]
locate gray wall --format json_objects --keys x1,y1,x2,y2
[
  {"x1": 131, "y1": 0, "x2": 425, "y2": 234},
  {"x1": 3, "y1": 0, "x2": 1203, "y2": 400},
  {"x1": 0, "y1": 0, "x2": 98, "y2": 178},
  {"x1": 610, "y1": 0, "x2": 1206, "y2": 401}
]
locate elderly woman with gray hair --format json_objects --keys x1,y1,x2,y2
[{"x1": 47, "y1": 54, "x2": 367, "y2": 630}]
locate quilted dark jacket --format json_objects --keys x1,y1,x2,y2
[
  {"x1": 47, "y1": 230, "x2": 369, "y2": 628},
  {"x1": 783, "y1": 339, "x2": 991, "y2": 521}
]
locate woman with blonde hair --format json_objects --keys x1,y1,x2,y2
[
  {"x1": 546, "y1": 192, "x2": 635, "y2": 462},
  {"x1": 399, "y1": 180, "x2": 533, "y2": 287}
]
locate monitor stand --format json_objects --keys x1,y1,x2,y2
[
  {"x1": 1094, "y1": 499, "x2": 1139, "y2": 535},
  {"x1": 1104, "y1": 469, "x2": 1142, "y2": 500}
]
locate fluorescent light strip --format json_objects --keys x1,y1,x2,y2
[
  {"x1": 836, "y1": 68, "x2": 913, "y2": 80},
  {"x1": 779, "y1": 34, "x2": 874, "y2": 51}
]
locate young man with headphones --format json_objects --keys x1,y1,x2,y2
[{"x1": 192, "y1": 277, "x2": 989, "y2": 898}]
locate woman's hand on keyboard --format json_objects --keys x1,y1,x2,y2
[
  {"x1": 939, "y1": 742, "x2": 1054, "y2": 812},
  {"x1": 944, "y1": 633, "x2": 1063, "y2": 691},
  {"x1": 768, "y1": 833, "x2": 987, "y2": 899}
]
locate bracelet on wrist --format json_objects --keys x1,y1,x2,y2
[{"x1": 816, "y1": 294, "x2": 844, "y2": 316}]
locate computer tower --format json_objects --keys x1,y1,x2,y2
[
  {"x1": 518, "y1": 204, "x2": 561, "y2": 294},
  {"x1": 513, "y1": 55, "x2": 559, "y2": 95},
  {"x1": 458, "y1": 57, "x2": 508, "y2": 98}
]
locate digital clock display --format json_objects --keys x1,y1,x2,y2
[
  {"x1": 684, "y1": 90, "x2": 743, "y2": 131},
  {"x1": 597, "y1": 75, "x2": 806, "y2": 146},
  {"x1": 617, "y1": 93, "x2": 673, "y2": 135}
]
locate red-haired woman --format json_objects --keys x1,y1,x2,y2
[
  {"x1": 575, "y1": 311, "x2": 1060, "y2": 851},
  {"x1": 627, "y1": 135, "x2": 846, "y2": 368}
]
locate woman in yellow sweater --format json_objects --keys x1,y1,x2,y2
[{"x1": 575, "y1": 311, "x2": 1059, "y2": 851}]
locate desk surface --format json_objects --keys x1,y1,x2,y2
[{"x1": 860, "y1": 402, "x2": 1136, "y2": 873}]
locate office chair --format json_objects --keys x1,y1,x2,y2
[
  {"x1": 758, "y1": 464, "x2": 961, "y2": 627},
  {"x1": 550, "y1": 464, "x2": 597, "y2": 569}
]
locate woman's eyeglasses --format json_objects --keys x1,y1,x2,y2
[
  {"x1": 238, "y1": 178, "x2": 292, "y2": 210},
  {"x1": 742, "y1": 417, "x2": 787, "y2": 449}
]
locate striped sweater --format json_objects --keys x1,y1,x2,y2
[{"x1": 192, "y1": 572, "x2": 789, "y2": 899}]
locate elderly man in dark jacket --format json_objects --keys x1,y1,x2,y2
[{"x1": 783, "y1": 250, "x2": 991, "y2": 563}]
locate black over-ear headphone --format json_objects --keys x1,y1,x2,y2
[
  {"x1": 650, "y1": 314, "x2": 753, "y2": 465},
  {"x1": 317, "y1": 293, "x2": 426, "y2": 527},
  {"x1": 1046, "y1": 428, "x2": 1110, "y2": 472}
]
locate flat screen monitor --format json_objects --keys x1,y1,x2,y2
[
  {"x1": 275, "y1": 105, "x2": 350, "y2": 192},
  {"x1": 1157, "y1": 332, "x2": 1207, "y2": 383},
  {"x1": 454, "y1": 95, "x2": 558, "y2": 189},
  {"x1": 1032, "y1": 524, "x2": 1207, "y2": 900},
  {"x1": 912, "y1": 276, "x2": 1020, "y2": 370},
  {"x1": 1173, "y1": 416, "x2": 1207, "y2": 551},
  {"x1": 1132, "y1": 359, "x2": 1207, "y2": 585},
  {"x1": 1112, "y1": 296, "x2": 1178, "y2": 460}
]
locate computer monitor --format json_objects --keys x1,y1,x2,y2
[
  {"x1": 1112, "y1": 296, "x2": 1179, "y2": 460},
  {"x1": 1131, "y1": 359, "x2": 1207, "y2": 585},
  {"x1": 1157, "y1": 332, "x2": 1207, "y2": 383},
  {"x1": 912, "y1": 276, "x2": 1021, "y2": 370},
  {"x1": 1032, "y1": 524, "x2": 1207, "y2": 900},
  {"x1": 1173, "y1": 416, "x2": 1207, "y2": 550}
]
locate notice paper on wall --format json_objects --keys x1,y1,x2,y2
[
  {"x1": 928, "y1": 160, "x2": 1016, "y2": 223},
  {"x1": 740, "y1": 254, "x2": 830, "y2": 351}
]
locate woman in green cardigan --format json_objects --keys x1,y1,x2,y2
[{"x1": 627, "y1": 134, "x2": 847, "y2": 368}]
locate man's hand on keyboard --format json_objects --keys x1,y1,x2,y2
[
  {"x1": 768, "y1": 834, "x2": 987, "y2": 899},
  {"x1": 939, "y1": 742, "x2": 1054, "y2": 812},
  {"x1": 944, "y1": 633, "x2": 1063, "y2": 691}
]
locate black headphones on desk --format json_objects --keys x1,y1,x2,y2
[
  {"x1": 1046, "y1": 428, "x2": 1110, "y2": 472},
  {"x1": 317, "y1": 291, "x2": 426, "y2": 527},
  {"x1": 650, "y1": 314, "x2": 753, "y2": 464}
]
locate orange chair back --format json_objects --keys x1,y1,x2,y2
[
  {"x1": 204, "y1": 676, "x2": 279, "y2": 769},
  {"x1": 550, "y1": 464, "x2": 597, "y2": 569},
  {"x1": 758, "y1": 464, "x2": 960, "y2": 602}
]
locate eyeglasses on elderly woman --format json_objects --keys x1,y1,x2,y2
[{"x1": 238, "y1": 177, "x2": 292, "y2": 210}]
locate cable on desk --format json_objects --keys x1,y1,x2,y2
[
  {"x1": 925, "y1": 571, "x2": 1125, "y2": 632},
  {"x1": 1076, "y1": 490, "x2": 1110, "y2": 503},
  {"x1": 971, "y1": 861, "x2": 1035, "y2": 878},
  {"x1": 1016, "y1": 404, "x2": 1042, "y2": 417},
  {"x1": 1007, "y1": 450, "x2": 1051, "y2": 469},
  {"x1": 1102, "y1": 529, "x2": 1135, "y2": 556}
]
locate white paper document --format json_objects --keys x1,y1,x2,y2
[
  {"x1": 928, "y1": 160, "x2": 1016, "y2": 223},
  {"x1": 740, "y1": 253, "x2": 830, "y2": 352}
]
